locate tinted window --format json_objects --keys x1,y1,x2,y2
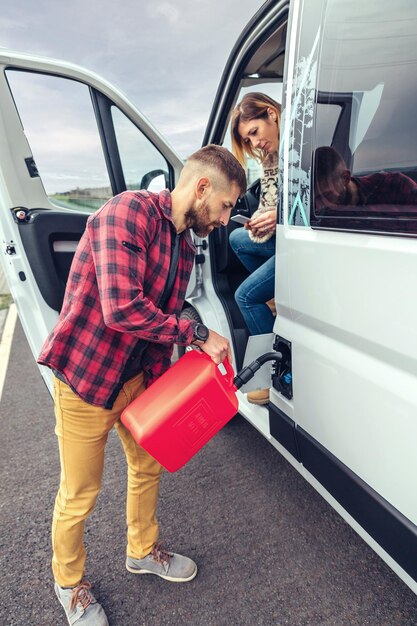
[{"x1": 311, "y1": 0, "x2": 417, "y2": 235}]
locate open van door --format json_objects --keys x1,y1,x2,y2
[{"x1": 0, "y1": 51, "x2": 183, "y2": 394}]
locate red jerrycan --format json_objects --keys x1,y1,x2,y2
[{"x1": 121, "y1": 350, "x2": 239, "y2": 472}]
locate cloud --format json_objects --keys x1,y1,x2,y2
[
  {"x1": 0, "y1": 16, "x2": 26, "y2": 48},
  {"x1": 1, "y1": 0, "x2": 264, "y2": 162},
  {"x1": 160, "y1": 120, "x2": 207, "y2": 137},
  {"x1": 147, "y1": 2, "x2": 181, "y2": 25}
]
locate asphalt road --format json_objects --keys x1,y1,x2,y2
[{"x1": 1, "y1": 320, "x2": 417, "y2": 626}]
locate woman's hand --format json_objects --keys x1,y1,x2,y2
[{"x1": 246, "y1": 208, "x2": 277, "y2": 235}]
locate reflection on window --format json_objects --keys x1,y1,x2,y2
[
  {"x1": 311, "y1": 0, "x2": 417, "y2": 235},
  {"x1": 314, "y1": 145, "x2": 417, "y2": 212},
  {"x1": 6, "y1": 70, "x2": 112, "y2": 213},
  {"x1": 111, "y1": 107, "x2": 169, "y2": 193}
]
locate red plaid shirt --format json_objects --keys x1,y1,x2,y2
[
  {"x1": 38, "y1": 190, "x2": 196, "y2": 408},
  {"x1": 353, "y1": 172, "x2": 417, "y2": 205}
]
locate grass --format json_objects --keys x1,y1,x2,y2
[{"x1": 0, "y1": 294, "x2": 12, "y2": 311}]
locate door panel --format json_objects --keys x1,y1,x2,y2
[{"x1": 18, "y1": 211, "x2": 88, "y2": 312}]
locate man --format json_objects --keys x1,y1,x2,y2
[
  {"x1": 38, "y1": 144, "x2": 246, "y2": 625},
  {"x1": 314, "y1": 146, "x2": 417, "y2": 210}
]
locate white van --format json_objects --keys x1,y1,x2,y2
[{"x1": 1, "y1": 0, "x2": 417, "y2": 595}]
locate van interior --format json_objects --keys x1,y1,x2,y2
[{"x1": 207, "y1": 18, "x2": 287, "y2": 369}]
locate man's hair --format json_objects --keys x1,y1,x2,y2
[
  {"x1": 186, "y1": 144, "x2": 247, "y2": 196},
  {"x1": 314, "y1": 146, "x2": 346, "y2": 183}
]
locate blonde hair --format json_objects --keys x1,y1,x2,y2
[{"x1": 231, "y1": 92, "x2": 281, "y2": 166}]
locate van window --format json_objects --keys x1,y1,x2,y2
[
  {"x1": 111, "y1": 107, "x2": 169, "y2": 192},
  {"x1": 6, "y1": 71, "x2": 112, "y2": 212},
  {"x1": 311, "y1": 0, "x2": 417, "y2": 235}
]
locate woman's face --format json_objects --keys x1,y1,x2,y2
[{"x1": 238, "y1": 112, "x2": 279, "y2": 155}]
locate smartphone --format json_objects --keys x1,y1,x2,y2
[{"x1": 231, "y1": 214, "x2": 251, "y2": 225}]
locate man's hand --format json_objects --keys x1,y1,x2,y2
[{"x1": 196, "y1": 329, "x2": 232, "y2": 365}]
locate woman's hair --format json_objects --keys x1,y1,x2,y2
[{"x1": 231, "y1": 92, "x2": 281, "y2": 165}]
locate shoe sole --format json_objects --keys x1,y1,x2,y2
[
  {"x1": 126, "y1": 562, "x2": 197, "y2": 582},
  {"x1": 247, "y1": 398, "x2": 269, "y2": 405}
]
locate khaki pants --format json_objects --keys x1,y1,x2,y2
[{"x1": 52, "y1": 373, "x2": 163, "y2": 587}]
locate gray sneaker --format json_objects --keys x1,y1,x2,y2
[
  {"x1": 126, "y1": 542, "x2": 197, "y2": 582},
  {"x1": 54, "y1": 579, "x2": 109, "y2": 625}
]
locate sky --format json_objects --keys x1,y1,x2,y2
[{"x1": 1, "y1": 0, "x2": 266, "y2": 158}]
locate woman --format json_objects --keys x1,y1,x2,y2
[{"x1": 229, "y1": 92, "x2": 280, "y2": 404}]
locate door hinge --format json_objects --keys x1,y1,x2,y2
[{"x1": 6, "y1": 244, "x2": 16, "y2": 255}]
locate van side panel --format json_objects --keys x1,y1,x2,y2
[{"x1": 272, "y1": 0, "x2": 417, "y2": 589}]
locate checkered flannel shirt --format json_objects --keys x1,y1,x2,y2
[{"x1": 38, "y1": 189, "x2": 196, "y2": 408}]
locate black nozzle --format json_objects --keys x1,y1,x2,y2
[{"x1": 233, "y1": 351, "x2": 282, "y2": 389}]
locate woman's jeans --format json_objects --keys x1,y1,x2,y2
[{"x1": 229, "y1": 227, "x2": 276, "y2": 335}]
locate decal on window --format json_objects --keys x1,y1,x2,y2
[{"x1": 287, "y1": 30, "x2": 319, "y2": 226}]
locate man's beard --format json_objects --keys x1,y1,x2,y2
[{"x1": 184, "y1": 199, "x2": 219, "y2": 237}]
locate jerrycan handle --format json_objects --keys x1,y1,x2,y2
[
  {"x1": 222, "y1": 357, "x2": 237, "y2": 389},
  {"x1": 192, "y1": 350, "x2": 236, "y2": 389}
]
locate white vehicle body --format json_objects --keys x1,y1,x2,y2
[{"x1": 1, "y1": 0, "x2": 417, "y2": 594}]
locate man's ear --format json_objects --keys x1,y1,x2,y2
[{"x1": 196, "y1": 177, "x2": 210, "y2": 199}]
